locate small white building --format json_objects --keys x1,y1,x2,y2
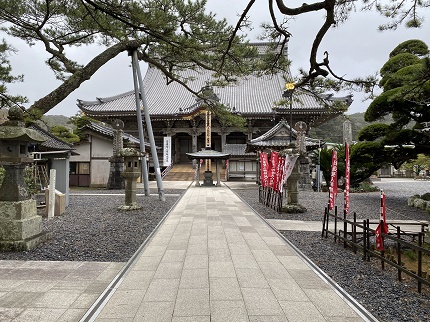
[{"x1": 69, "y1": 122, "x2": 144, "y2": 187}]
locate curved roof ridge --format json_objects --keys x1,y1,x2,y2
[
  {"x1": 76, "y1": 41, "x2": 351, "y2": 118},
  {"x1": 29, "y1": 124, "x2": 75, "y2": 151},
  {"x1": 85, "y1": 121, "x2": 144, "y2": 145},
  {"x1": 248, "y1": 119, "x2": 296, "y2": 144},
  {"x1": 78, "y1": 90, "x2": 135, "y2": 107}
]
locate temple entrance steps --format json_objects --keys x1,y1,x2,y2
[{"x1": 162, "y1": 162, "x2": 226, "y2": 181}]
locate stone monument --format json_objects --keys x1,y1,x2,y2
[
  {"x1": 0, "y1": 107, "x2": 51, "y2": 250},
  {"x1": 283, "y1": 142, "x2": 307, "y2": 213},
  {"x1": 295, "y1": 121, "x2": 312, "y2": 191},
  {"x1": 107, "y1": 119, "x2": 125, "y2": 190}
]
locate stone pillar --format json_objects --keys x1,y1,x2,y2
[
  {"x1": 191, "y1": 131, "x2": 198, "y2": 169},
  {"x1": 287, "y1": 159, "x2": 300, "y2": 204},
  {"x1": 299, "y1": 156, "x2": 312, "y2": 191},
  {"x1": 107, "y1": 155, "x2": 125, "y2": 189},
  {"x1": 295, "y1": 121, "x2": 312, "y2": 191},
  {"x1": 283, "y1": 143, "x2": 307, "y2": 213},
  {"x1": 195, "y1": 161, "x2": 201, "y2": 186},
  {"x1": 216, "y1": 159, "x2": 221, "y2": 186},
  {"x1": 107, "y1": 120, "x2": 125, "y2": 190},
  {"x1": 191, "y1": 130, "x2": 198, "y2": 152},
  {"x1": 221, "y1": 133, "x2": 227, "y2": 152},
  {"x1": 343, "y1": 118, "x2": 353, "y2": 146}
]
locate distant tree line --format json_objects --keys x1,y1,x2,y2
[{"x1": 309, "y1": 113, "x2": 393, "y2": 144}]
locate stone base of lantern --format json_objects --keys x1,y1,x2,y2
[
  {"x1": 118, "y1": 204, "x2": 142, "y2": 211},
  {"x1": 282, "y1": 204, "x2": 307, "y2": 214},
  {"x1": 202, "y1": 171, "x2": 214, "y2": 186},
  {"x1": 119, "y1": 170, "x2": 141, "y2": 210},
  {"x1": 0, "y1": 199, "x2": 51, "y2": 251}
]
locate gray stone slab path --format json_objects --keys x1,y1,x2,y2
[
  {"x1": 0, "y1": 260, "x2": 124, "y2": 321},
  {"x1": 90, "y1": 183, "x2": 370, "y2": 322}
]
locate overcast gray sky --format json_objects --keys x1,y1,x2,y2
[{"x1": 5, "y1": 0, "x2": 430, "y2": 117}]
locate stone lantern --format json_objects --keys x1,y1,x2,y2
[
  {"x1": 0, "y1": 107, "x2": 50, "y2": 250},
  {"x1": 283, "y1": 143, "x2": 307, "y2": 213},
  {"x1": 118, "y1": 146, "x2": 143, "y2": 210}
]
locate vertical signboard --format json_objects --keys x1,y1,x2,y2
[{"x1": 163, "y1": 136, "x2": 171, "y2": 166}]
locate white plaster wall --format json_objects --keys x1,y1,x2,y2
[
  {"x1": 70, "y1": 142, "x2": 90, "y2": 162},
  {"x1": 228, "y1": 160, "x2": 257, "y2": 179},
  {"x1": 92, "y1": 136, "x2": 113, "y2": 158},
  {"x1": 91, "y1": 160, "x2": 110, "y2": 187}
]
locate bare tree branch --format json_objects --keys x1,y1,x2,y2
[{"x1": 27, "y1": 39, "x2": 146, "y2": 117}]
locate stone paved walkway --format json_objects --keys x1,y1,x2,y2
[
  {"x1": 89, "y1": 183, "x2": 370, "y2": 322},
  {"x1": 0, "y1": 260, "x2": 124, "y2": 321},
  {"x1": 0, "y1": 182, "x2": 377, "y2": 322}
]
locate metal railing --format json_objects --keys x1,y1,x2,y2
[{"x1": 161, "y1": 163, "x2": 173, "y2": 178}]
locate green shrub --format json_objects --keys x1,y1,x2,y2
[
  {"x1": 350, "y1": 181, "x2": 380, "y2": 193},
  {"x1": 413, "y1": 198, "x2": 428, "y2": 210},
  {"x1": 420, "y1": 193, "x2": 430, "y2": 201},
  {"x1": 404, "y1": 249, "x2": 418, "y2": 261}
]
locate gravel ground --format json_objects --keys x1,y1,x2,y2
[
  {"x1": 234, "y1": 179, "x2": 430, "y2": 322},
  {"x1": 1, "y1": 179, "x2": 429, "y2": 321},
  {"x1": 0, "y1": 189, "x2": 184, "y2": 262}
]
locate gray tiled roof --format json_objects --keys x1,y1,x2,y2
[
  {"x1": 29, "y1": 124, "x2": 75, "y2": 151},
  {"x1": 247, "y1": 120, "x2": 322, "y2": 151},
  {"x1": 84, "y1": 122, "x2": 146, "y2": 146},
  {"x1": 186, "y1": 149, "x2": 230, "y2": 159},
  {"x1": 224, "y1": 144, "x2": 257, "y2": 157},
  {"x1": 249, "y1": 120, "x2": 297, "y2": 143},
  {"x1": 77, "y1": 43, "x2": 352, "y2": 117}
]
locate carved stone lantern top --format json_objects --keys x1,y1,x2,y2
[
  {"x1": 120, "y1": 147, "x2": 144, "y2": 158},
  {"x1": 3, "y1": 106, "x2": 25, "y2": 127},
  {"x1": 120, "y1": 146, "x2": 143, "y2": 174},
  {"x1": 0, "y1": 126, "x2": 46, "y2": 143},
  {"x1": 0, "y1": 107, "x2": 46, "y2": 163}
]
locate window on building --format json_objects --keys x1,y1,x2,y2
[{"x1": 70, "y1": 162, "x2": 90, "y2": 174}]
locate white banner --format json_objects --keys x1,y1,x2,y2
[
  {"x1": 280, "y1": 154, "x2": 298, "y2": 192},
  {"x1": 163, "y1": 136, "x2": 171, "y2": 166}
]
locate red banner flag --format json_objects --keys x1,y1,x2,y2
[
  {"x1": 376, "y1": 190, "x2": 389, "y2": 250},
  {"x1": 270, "y1": 151, "x2": 279, "y2": 189},
  {"x1": 260, "y1": 152, "x2": 270, "y2": 187},
  {"x1": 329, "y1": 150, "x2": 338, "y2": 210},
  {"x1": 344, "y1": 143, "x2": 350, "y2": 215}
]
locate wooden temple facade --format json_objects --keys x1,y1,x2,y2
[{"x1": 77, "y1": 42, "x2": 352, "y2": 181}]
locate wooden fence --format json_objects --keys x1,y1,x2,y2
[
  {"x1": 259, "y1": 186, "x2": 283, "y2": 212},
  {"x1": 322, "y1": 206, "x2": 430, "y2": 293}
]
